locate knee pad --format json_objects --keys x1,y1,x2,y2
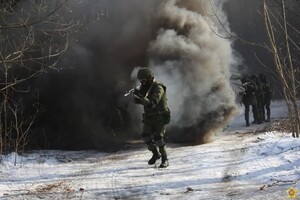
[{"x1": 158, "y1": 145, "x2": 167, "y2": 157}]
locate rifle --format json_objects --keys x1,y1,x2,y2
[
  {"x1": 231, "y1": 82, "x2": 249, "y2": 94},
  {"x1": 124, "y1": 80, "x2": 154, "y2": 99},
  {"x1": 231, "y1": 82, "x2": 250, "y2": 87},
  {"x1": 124, "y1": 85, "x2": 141, "y2": 97}
]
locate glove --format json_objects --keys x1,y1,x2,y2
[
  {"x1": 132, "y1": 90, "x2": 143, "y2": 104},
  {"x1": 141, "y1": 97, "x2": 151, "y2": 106}
]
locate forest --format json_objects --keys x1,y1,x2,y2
[{"x1": 0, "y1": 0, "x2": 299, "y2": 154}]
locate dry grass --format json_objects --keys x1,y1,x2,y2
[{"x1": 258, "y1": 118, "x2": 292, "y2": 133}]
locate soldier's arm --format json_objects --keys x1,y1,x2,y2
[
  {"x1": 133, "y1": 89, "x2": 143, "y2": 104},
  {"x1": 140, "y1": 84, "x2": 164, "y2": 107},
  {"x1": 133, "y1": 96, "x2": 142, "y2": 104},
  {"x1": 149, "y1": 84, "x2": 164, "y2": 106}
]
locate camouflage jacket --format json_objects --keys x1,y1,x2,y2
[
  {"x1": 261, "y1": 82, "x2": 273, "y2": 98},
  {"x1": 134, "y1": 80, "x2": 169, "y2": 114}
]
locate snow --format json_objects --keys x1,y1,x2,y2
[{"x1": 1, "y1": 100, "x2": 300, "y2": 200}]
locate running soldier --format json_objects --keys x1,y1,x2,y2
[{"x1": 132, "y1": 68, "x2": 171, "y2": 168}]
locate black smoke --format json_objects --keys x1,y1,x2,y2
[{"x1": 30, "y1": 0, "x2": 161, "y2": 150}]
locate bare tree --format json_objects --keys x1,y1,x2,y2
[
  {"x1": 263, "y1": 0, "x2": 300, "y2": 137},
  {"x1": 0, "y1": 0, "x2": 90, "y2": 156}
]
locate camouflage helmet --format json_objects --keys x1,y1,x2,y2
[{"x1": 137, "y1": 68, "x2": 154, "y2": 79}]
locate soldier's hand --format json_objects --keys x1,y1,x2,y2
[
  {"x1": 141, "y1": 97, "x2": 151, "y2": 106},
  {"x1": 133, "y1": 92, "x2": 142, "y2": 104},
  {"x1": 133, "y1": 89, "x2": 142, "y2": 98}
]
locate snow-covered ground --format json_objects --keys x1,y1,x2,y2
[{"x1": 1, "y1": 100, "x2": 300, "y2": 200}]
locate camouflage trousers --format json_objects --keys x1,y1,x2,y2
[
  {"x1": 141, "y1": 114, "x2": 167, "y2": 157},
  {"x1": 262, "y1": 97, "x2": 271, "y2": 121},
  {"x1": 243, "y1": 94, "x2": 262, "y2": 125}
]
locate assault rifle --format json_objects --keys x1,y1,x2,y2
[
  {"x1": 231, "y1": 81, "x2": 255, "y2": 95},
  {"x1": 124, "y1": 85, "x2": 141, "y2": 97},
  {"x1": 231, "y1": 81, "x2": 251, "y2": 89}
]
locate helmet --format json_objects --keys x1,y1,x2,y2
[
  {"x1": 240, "y1": 74, "x2": 250, "y2": 83},
  {"x1": 137, "y1": 68, "x2": 154, "y2": 79}
]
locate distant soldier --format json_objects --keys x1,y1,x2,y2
[
  {"x1": 259, "y1": 73, "x2": 273, "y2": 122},
  {"x1": 250, "y1": 75, "x2": 263, "y2": 124},
  {"x1": 240, "y1": 75, "x2": 259, "y2": 126},
  {"x1": 132, "y1": 68, "x2": 171, "y2": 168}
]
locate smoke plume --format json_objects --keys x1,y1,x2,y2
[{"x1": 140, "y1": 0, "x2": 240, "y2": 144}]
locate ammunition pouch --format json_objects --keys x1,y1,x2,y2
[{"x1": 143, "y1": 108, "x2": 171, "y2": 124}]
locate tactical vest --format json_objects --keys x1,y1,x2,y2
[
  {"x1": 263, "y1": 83, "x2": 273, "y2": 98},
  {"x1": 143, "y1": 81, "x2": 168, "y2": 113},
  {"x1": 138, "y1": 81, "x2": 170, "y2": 124}
]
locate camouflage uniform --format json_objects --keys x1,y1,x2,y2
[
  {"x1": 240, "y1": 75, "x2": 259, "y2": 126},
  {"x1": 259, "y1": 73, "x2": 273, "y2": 122},
  {"x1": 133, "y1": 68, "x2": 170, "y2": 168}
]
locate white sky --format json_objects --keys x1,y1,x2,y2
[{"x1": 1, "y1": 100, "x2": 300, "y2": 200}]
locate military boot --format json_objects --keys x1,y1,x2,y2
[
  {"x1": 159, "y1": 155, "x2": 169, "y2": 168},
  {"x1": 148, "y1": 149, "x2": 161, "y2": 165},
  {"x1": 158, "y1": 146, "x2": 169, "y2": 168}
]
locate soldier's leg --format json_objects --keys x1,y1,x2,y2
[
  {"x1": 252, "y1": 96, "x2": 262, "y2": 124},
  {"x1": 261, "y1": 98, "x2": 266, "y2": 121},
  {"x1": 251, "y1": 106, "x2": 257, "y2": 124},
  {"x1": 244, "y1": 103, "x2": 250, "y2": 126},
  {"x1": 262, "y1": 104, "x2": 266, "y2": 121},
  {"x1": 258, "y1": 98, "x2": 264, "y2": 122},
  {"x1": 142, "y1": 123, "x2": 161, "y2": 165},
  {"x1": 153, "y1": 117, "x2": 169, "y2": 168},
  {"x1": 260, "y1": 99, "x2": 264, "y2": 123},
  {"x1": 252, "y1": 104, "x2": 261, "y2": 124},
  {"x1": 257, "y1": 99, "x2": 263, "y2": 124},
  {"x1": 265, "y1": 98, "x2": 271, "y2": 121}
]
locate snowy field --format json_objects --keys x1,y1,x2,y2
[{"x1": 1, "y1": 100, "x2": 300, "y2": 200}]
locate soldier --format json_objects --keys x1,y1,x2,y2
[
  {"x1": 240, "y1": 75, "x2": 259, "y2": 126},
  {"x1": 259, "y1": 73, "x2": 273, "y2": 122},
  {"x1": 250, "y1": 75, "x2": 263, "y2": 124},
  {"x1": 133, "y1": 68, "x2": 171, "y2": 168}
]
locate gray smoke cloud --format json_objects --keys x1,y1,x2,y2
[{"x1": 132, "y1": 0, "x2": 241, "y2": 144}]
